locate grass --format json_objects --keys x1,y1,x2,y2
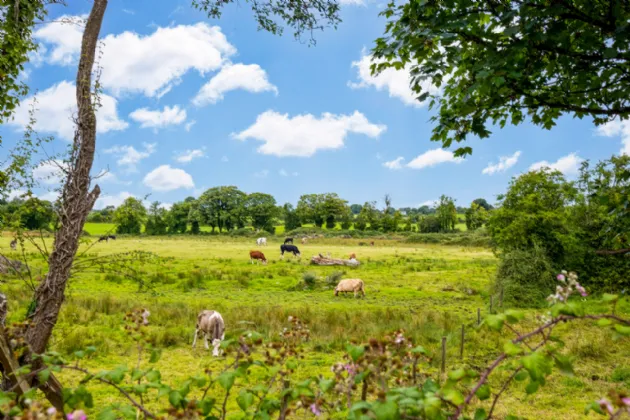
[{"x1": 1, "y1": 235, "x2": 628, "y2": 419}]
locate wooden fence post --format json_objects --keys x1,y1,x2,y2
[
  {"x1": 441, "y1": 336, "x2": 446, "y2": 375},
  {"x1": 500, "y1": 287, "x2": 504, "y2": 308},
  {"x1": 490, "y1": 295, "x2": 494, "y2": 314},
  {"x1": 460, "y1": 325, "x2": 465, "y2": 360},
  {"x1": 477, "y1": 308, "x2": 481, "y2": 325}
]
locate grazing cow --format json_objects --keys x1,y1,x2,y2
[
  {"x1": 98, "y1": 236, "x2": 108, "y2": 242},
  {"x1": 280, "y1": 244, "x2": 300, "y2": 258},
  {"x1": 9, "y1": 239, "x2": 17, "y2": 250},
  {"x1": 256, "y1": 237, "x2": 267, "y2": 246},
  {"x1": 108, "y1": 235, "x2": 116, "y2": 240},
  {"x1": 250, "y1": 250, "x2": 267, "y2": 265},
  {"x1": 192, "y1": 310, "x2": 225, "y2": 356},
  {"x1": 349, "y1": 253, "x2": 357, "y2": 260},
  {"x1": 370, "y1": 241, "x2": 375, "y2": 246},
  {"x1": 335, "y1": 279, "x2": 365, "y2": 298},
  {"x1": 284, "y1": 237, "x2": 293, "y2": 245},
  {"x1": 301, "y1": 237, "x2": 307, "y2": 244}
]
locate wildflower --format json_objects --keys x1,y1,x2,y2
[
  {"x1": 67, "y1": 410, "x2": 87, "y2": 420},
  {"x1": 622, "y1": 397, "x2": 630, "y2": 407},
  {"x1": 288, "y1": 316, "x2": 294, "y2": 322},
  {"x1": 557, "y1": 274, "x2": 566, "y2": 282},
  {"x1": 344, "y1": 363, "x2": 356, "y2": 375},
  {"x1": 597, "y1": 399, "x2": 614, "y2": 415},
  {"x1": 141, "y1": 309, "x2": 150, "y2": 326},
  {"x1": 47, "y1": 407, "x2": 57, "y2": 416},
  {"x1": 394, "y1": 333, "x2": 405, "y2": 344},
  {"x1": 309, "y1": 403, "x2": 322, "y2": 416},
  {"x1": 576, "y1": 284, "x2": 588, "y2": 297}
]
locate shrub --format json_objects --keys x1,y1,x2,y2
[
  {"x1": 325, "y1": 271, "x2": 344, "y2": 286},
  {"x1": 302, "y1": 271, "x2": 317, "y2": 288},
  {"x1": 493, "y1": 243, "x2": 556, "y2": 307}
]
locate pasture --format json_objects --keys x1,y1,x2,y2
[{"x1": 1, "y1": 234, "x2": 628, "y2": 418}]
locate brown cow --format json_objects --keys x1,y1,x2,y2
[
  {"x1": 370, "y1": 241, "x2": 375, "y2": 246},
  {"x1": 349, "y1": 253, "x2": 357, "y2": 260},
  {"x1": 249, "y1": 250, "x2": 267, "y2": 265}
]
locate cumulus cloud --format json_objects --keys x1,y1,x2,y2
[
  {"x1": 174, "y1": 149, "x2": 206, "y2": 163},
  {"x1": 383, "y1": 157, "x2": 405, "y2": 170},
  {"x1": 193, "y1": 63, "x2": 278, "y2": 106},
  {"x1": 407, "y1": 149, "x2": 463, "y2": 169},
  {"x1": 482, "y1": 151, "x2": 521, "y2": 175},
  {"x1": 105, "y1": 142, "x2": 156, "y2": 171},
  {"x1": 35, "y1": 20, "x2": 236, "y2": 97},
  {"x1": 529, "y1": 153, "x2": 583, "y2": 176},
  {"x1": 419, "y1": 200, "x2": 438, "y2": 208},
  {"x1": 185, "y1": 120, "x2": 197, "y2": 132},
  {"x1": 33, "y1": 15, "x2": 86, "y2": 66},
  {"x1": 129, "y1": 105, "x2": 187, "y2": 130},
  {"x1": 143, "y1": 165, "x2": 194, "y2": 191},
  {"x1": 339, "y1": 0, "x2": 365, "y2": 4},
  {"x1": 233, "y1": 110, "x2": 386, "y2": 157},
  {"x1": 349, "y1": 50, "x2": 440, "y2": 107},
  {"x1": 9, "y1": 81, "x2": 128, "y2": 140},
  {"x1": 94, "y1": 191, "x2": 135, "y2": 209},
  {"x1": 595, "y1": 119, "x2": 630, "y2": 156}
]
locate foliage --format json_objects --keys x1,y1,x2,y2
[
  {"x1": 167, "y1": 200, "x2": 192, "y2": 234},
  {"x1": 465, "y1": 202, "x2": 488, "y2": 231},
  {"x1": 192, "y1": 0, "x2": 341, "y2": 45},
  {"x1": 436, "y1": 195, "x2": 457, "y2": 232},
  {"x1": 5, "y1": 197, "x2": 54, "y2": 231},
  {"x1": 405, "y1": 230, "x2": 491, "y2": 247},
  {"x1": 113, "y1": 198, "x2": 147, "y2": 235},
  {"x1": 472, "y1": 198, "x2": 493, "y2": 211},
  {"x1": 418, "y1": 215, "x2": 441, "y2": 233},
  {"x1": 282, "y1": 203, "x2": 302, "y2": 231},
  {"x1": 197, "y1": 186, "x2": 247, "y2": 232},
  {"x1": 145, "y1": 202, "x2": 168, "y2": 236},
  {"x1": 244, "y1": 192, "x2": 278, "y2": 233},
  {"x1": 372, "y1": 0, "x2": 630, "y2": 155},
  {"x1": 350, "y1": 204, "x2": 362, "y2": 215},
  {"x1": 87, "y1": 206, "x2": 115, "y2": 223},
  {"x1": 296, "y1": 193, "x2": 348, "y2": 229}
]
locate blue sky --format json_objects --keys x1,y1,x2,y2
[{"x1": 2, "y1": 0, "x2": 629, "y2": 210}]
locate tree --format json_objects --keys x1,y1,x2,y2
[
  {"x1": 419, "y1": 215, "x2": 441, "y2": 233},
  {"x1": 372, "y1": 0, "x2": 630, "y2": 155},
  {"x1": 197, "y1": 186, "x2": 247, "y2": 232},
  {"x1": 339, "y1": 206, "x2": 353, "y2": 230},
  {"x1": 472, "y1": 198, "x2": 493, "y2": 211},
  {"x1": 487, "y1": 170, "x2": 577, "y2": 263},
  {"x1": 436, "y1": 195, "x2": 457, "y2": 232},
  {"x1": 245, "y1": 192, "x2": 278, "y2": 233},
  {"x1": 18, "y1": 198, "x2": 54, "y2": 230},
  {"x1": 145, "y1": 202, "x2": 168, "y2": 235},
  {"x1": 296, "y1": 194, "x2": 324, "y2": 227},
  {"x1": 167, "y1": 200, "x2": 192, "y2": 234},
  {"x1": 282, "y1": 203, "x2": 301, "y2": 231},
  {"x1": 359, "y1": 201, "x2": 381, "y2": 231},
  {"x1": 320, "y1": 193, "x2": 347, "y2": 229},
  {"x1": 114, "y1": 198, "x2": 147, "y2": 235},
  {"x1": 465, "y1": 202, "x2": 488, "y2": 231},
  {"x1": 350, "y1": 204, "x2": 362, "y2": 215}
]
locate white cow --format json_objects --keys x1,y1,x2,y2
[
  {"x1": 192, "y1": 310, "x2": 225, "y2": 356},
  {"x1": 256, "y1": 237, "x2": 267, "y2": 246}
]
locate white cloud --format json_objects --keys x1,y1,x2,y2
[
  {"x1": 38, "y1": 190, "x2": 60, "y2": 202},
  {"x1": 175, "y1": 149, "x2": 206, "y2": 163},
  {"x1": 221, "y1": 156, "x2": 229, "y2": 162},
  {"x1": 340, "y1": 0, "x2": 365, "y2": 5},
  {"x1": 596, "y1": 119, "x2": 630, "y2": 156},
  {"x1": 33, "y1": 160, "x2": 65, "y2": 185},
  {"x1": 193, "y1": 63, "x2": 278, "y2": 106},
  {"x1": 349, "y1": 50, "x2": 440, "y2": 107},
  {"x1": 6, "y1": 190, "x2": 27, "y2": 200},
  {"x1": 407, "y1": 149, "x2": 463, "y2": 169},
  {"x1": 94, "y1": 191, "x2": 135, "y2": 209},
  {"x1": 129, "y1": 105, "x2": 187, "y2": 130},
  {"x1": 122, "y1": 8, "x2": 135, "y2": 15},
  {"x1": 254, "y1": 169, "x2": 269, "y2": 178},
  {"x1": 233, "y1": 110, "x2": 386, "y2": 157},
  {"x1": 482, "y1": 151, "x2": 521, "y2": 175},
  {"x1": 10, "y1": 81, "x2": 128, "y2": 140},
  {"x1": 93, "y1": 171, "x2": 131, "y2": 185},
  {"x1": 419, "y1": 200, "x2": 438, "y2": 208},
  {"x1": 158, "y1": 202, "x2": 173, "y2": 210},
  {"x1": 143, "y1": 165, "x2": 194, "y2": 191},
  {"x1": 35, "y1": 20, "x2": 236, "y2": 98},
  {"x1": 185, "y1": 120, "x2": 197, "y2": 132},
  {"x1": 383, "y1": 157, "x2": 405, "y2": 170},
  {"x1": 105, "y1": 142, "x2": 156, "y2": 171},
  {"x1": 529, "y1": 153, "x2": 584, "y2": 176},
  {"x1": 33, "y1": 15, "x2": 86, "y2": 66},
  {"x1": 279, "y1": 169, "x2": 288, "y2": 177}
]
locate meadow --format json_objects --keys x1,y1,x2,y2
[{"x1": 1, "y1": 232, "x2": 629, "y2": 419}]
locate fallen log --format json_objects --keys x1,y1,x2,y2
[{"x1": 310, "y1": 255, "x2": 360, "y2": 267}]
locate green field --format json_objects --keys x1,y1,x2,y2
[{"x1": 1, "y1": 235, "x2": 628, "y2": 418}]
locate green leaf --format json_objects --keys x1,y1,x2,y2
[
  {"x1": 237, "y1": 390, "x2": 255, "y2": 411},
  {"x1": 476, "y1": 384, "x2": 490, "y2": 401},
  {"x1": 146, "y1": 369, "x2": 161, "y2": 382},
  {"x1": 525, "y1": 380, "x2": 539, "y2": 394},
  {"x1": 371, "y1": 400, "x2": 400, "y2": 420},
  {"x1": 74, "y1": 350, "x2": 86, "y2": 359},
  {"x1": 585, "y1": 401, "x2": 605, "y2": 415},
  {"x1": 505, "y1": 310, "x2": 524, "y2": 324},
  {"x1": 521, "y1": 351, "x2": 552, "y2": 382},
  {"x1": 514, "y1": 371, "x2": 528, "y2": 382},
  {"x1": 319, "y1": 378, "x2": 335, "y2": 393},
  {"x1": 442, "y1": 388, "x2": 464, "y2": 405},
  {"x1": 96, "y1": 407, "x2": 117, "y2": 420},
  {"x1": 447, "y1": 368, "x2": 466, "y2": 381},
  {"x1": 149, "y1": 348, "x2": 162, "y2": 363},
  {"x1": 602, "y1": 293, "x2": 618, "y2": 303},
  {"x1": 597, "y1": 318, "x2": 612, "y2": 327},
  {"x1": 603, "y1": 47, "x2": 617, "y2": 58},
  {"x1": 614, "y1": 324, "x2": 630, "y2": 336},
  {"x1": 347, "y1": 344, "x2": 365, "y2": 362},
  {"x1": 131, "y1": 368, "x2": 145, "y2": 381},
  {"x1": 217, "y1": 372, "x2": 236, "y2": 390},
  {"x1": 553, "y1": 355, "x2": 574, "y2": 376},
  {"x1": 350, "y1": 401, "x2": 372, "y2": 412},
  {"x1": 37, "y1": 369, "x2": 51, "y2": 384},
  {"x1": 411, "y1": 345, "x2": 428, "y2": 355},
  {"x1": 200, "y1": 398, "x2": 216, "y2": 415},
  {"x1": 169, "y1": 390, "x2": 183, "y2": 408},
  {"x1": 474, "y1": 408, "x2": 487, "y2": 420},
  {"x1": 504, "y1": 341, "x2": 523, "y2": 356},
  {"x1": 484, "y1": 314, "x2": 505, "y2": 331}
]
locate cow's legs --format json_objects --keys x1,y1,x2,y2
[
  {"x1": 204, "y1": 334, "x2": 209, "y2": 350},
  {"x1": 192, "y1": 328, "x2": 199, "y2": 348}
]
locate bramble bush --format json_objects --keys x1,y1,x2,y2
[{"x1": 1, "y1": 273, "x2": 629, "y2": 419}]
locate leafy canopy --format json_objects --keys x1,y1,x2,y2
[{"x1": 373, "y1": 0, "x2": 630, "y2": 155}]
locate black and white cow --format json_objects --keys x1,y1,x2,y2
[
  {"x1": 283, "y1": 237, "x2": 293, "y2": 244},
  {"x1": 280, "y1": 244, "x2": 300, "y2": 258}
]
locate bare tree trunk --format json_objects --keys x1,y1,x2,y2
[{"x1": 21, "y1": 0, "x2": 108, "y2": 411}]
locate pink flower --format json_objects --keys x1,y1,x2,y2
[
  {"x1": 47, "y1": 407, "x2": 57, "y2": 416},
  {"x1": 67, "y1": 410, "x2": 87, "y2": 420},
  {"x1": 576, "y1": 285, "x2": 587, "y2": 297},
  {"x1": 598, "y1": 399, "x2": 614, "y2": 415},
  {"x1": 310, "y1": 403, "x2": 322, "y2": 416},
  {"x1": 344, "y1": 364, "x2": 356, "y2": 375},
  {"x1": 557, "y1": 274, "x2": 566, "y2": 282},
  {"x1": 622, "y1": 397, "x2": 630, "y2": 407}
]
